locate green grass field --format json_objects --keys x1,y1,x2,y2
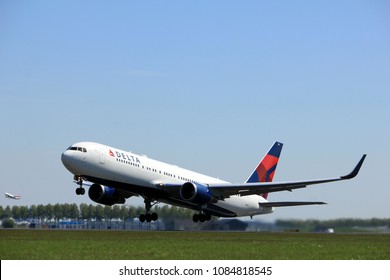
[{"x1": 1, "y1": 229, "x2": 389, "y2": 260}]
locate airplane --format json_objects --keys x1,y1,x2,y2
[
  {"x1": 5, "y1": 192, "x2": 21, "y2": 200},
  {"x1": 61, "y1": 141, "x2": 366, "y2": 223}
]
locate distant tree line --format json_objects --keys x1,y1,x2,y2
[
  {"x1": 2, "y1": 204, "x2": 389, "y2": 230},
  {"x1": 0, "y1": 203, "x2": 194, "y2": 222},
  {"x1": 275, "y1": 218, "x2": 390, "y2": 230}
]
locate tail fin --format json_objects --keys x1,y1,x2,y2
[{"x1": 245, "y1": 141, "x2": 283, "y2": 199}]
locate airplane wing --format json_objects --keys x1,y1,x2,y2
[
  {"x1": 159, "y1": 154, "x2": 366, "y2": 202},
  {"x1": 259, "y1": 201, "x2": 326, "y2": 207},
  {"x1": 207, "y1": 154, "x2": 366, "y2": 199}
]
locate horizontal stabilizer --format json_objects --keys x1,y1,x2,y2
[{"x1": 259, "y1": 201, "x2": 326, "y2": 207}]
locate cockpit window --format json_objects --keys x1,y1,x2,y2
[{"x1": 67, "y1": 146, "x2": 87, "y2": 153}]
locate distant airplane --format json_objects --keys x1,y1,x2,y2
[
  {"x1": 61, "y1": 141, "x2": 366, "y2": 223},
  {"x1": 5, "y1": 192, "x2": 21, "y2": 200}
]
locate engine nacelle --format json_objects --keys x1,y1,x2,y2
[
  {"x1": 180, "y1": 182, "x2": 215, "y2": 203},
  {"x1": 88, "y1": 184, "x2": 125, "y2": 206}
]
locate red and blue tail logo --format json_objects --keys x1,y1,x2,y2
[{"x1": 246, "y1": 142, "x2": 283, "y2": 199}]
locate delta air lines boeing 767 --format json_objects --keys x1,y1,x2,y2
[{"x1": 61, "y1": 142, "x2": 366, "y2": 222}]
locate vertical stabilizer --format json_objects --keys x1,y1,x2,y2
[{"x1": 245, "y1": 142, "x2": 283, "y2": 199}]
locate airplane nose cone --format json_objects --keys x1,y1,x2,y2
[{"x1": 61, "y1": 150, "x2": 74, "y2": 170}]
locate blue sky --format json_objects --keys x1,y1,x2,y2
[{"x1": 1, "y1": 1, "x2": 389, "y2": 221}]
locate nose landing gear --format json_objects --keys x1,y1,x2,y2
[{"x1": 74, "y1": 176, "x2": 85, "y2": 195}]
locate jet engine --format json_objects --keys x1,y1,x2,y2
[
  {"x1": 180, "y1": 182, "x2": 216, "y2": 203},
  {"x1": 88, "y1": 184, "x2": 125, "y2": 206}
]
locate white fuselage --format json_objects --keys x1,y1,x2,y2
[{"x1": 61, "y1": 142, "x2": 273, "y2": 217}]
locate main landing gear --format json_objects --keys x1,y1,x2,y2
[
  {"x1": 192, "y1": 212, "x2": 211, "y2": 223},
  {"x1": 139, "y1": 199, "x2": 159, "y2": 223},
  {"x1": 139, "y1": 212, "x2": 158, "y2": 223},
  {"x1": 74, "y1": 176, "x2": 85, "y2": 195}
]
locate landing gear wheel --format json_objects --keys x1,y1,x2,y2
[
  {"x1": 75, "y1": 187, "x2": 85, "y2": 195},
  {"x1": 193, "y1": 214, "x2": 199, "y2": 223}
]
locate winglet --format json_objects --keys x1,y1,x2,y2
[{"x1": 340, "y1": 154, "x2": 367, "y2": 180}]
